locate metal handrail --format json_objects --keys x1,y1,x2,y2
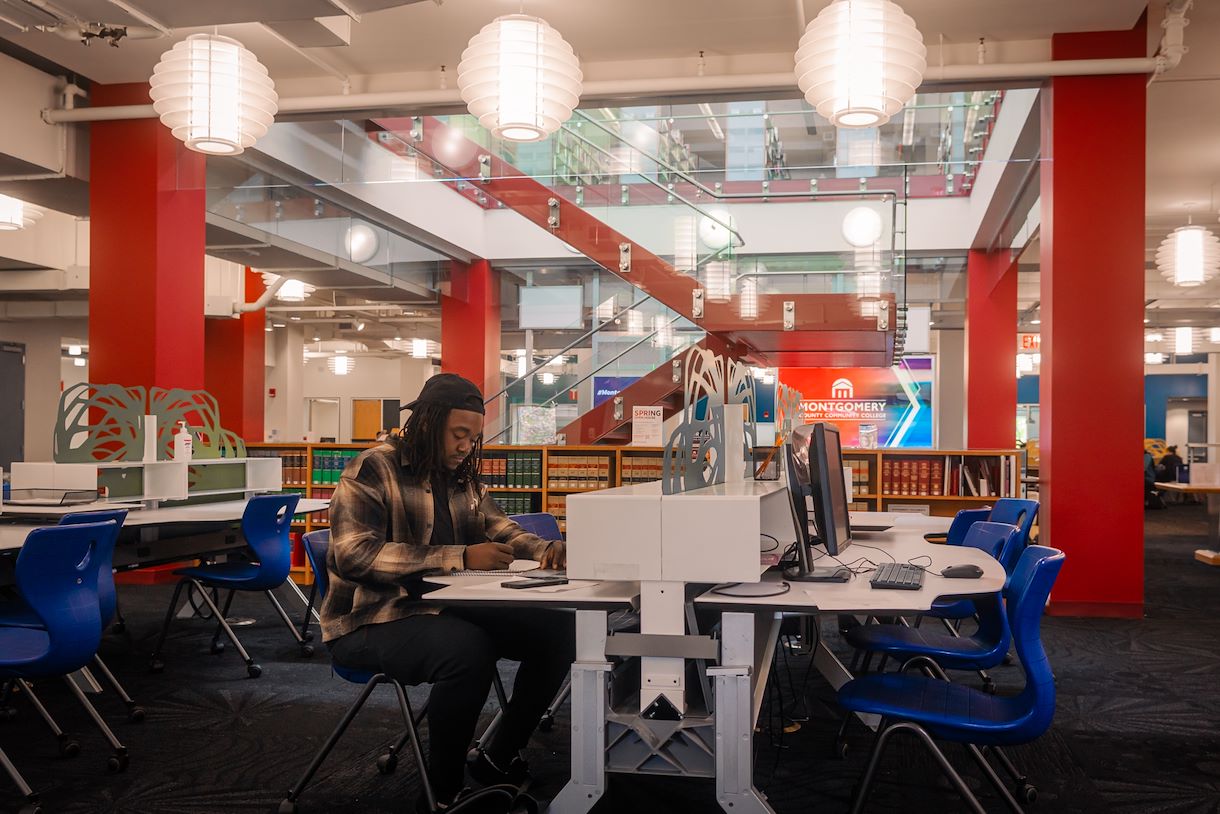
[{"x1": 483, "y1": 294, "x2": 654, "y2": 404}]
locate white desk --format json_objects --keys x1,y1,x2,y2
[{"x1": 422, "y1": 573, "x2": 639, "y2": 611}]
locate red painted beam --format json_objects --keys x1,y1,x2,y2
[
  {"x1": 1040, "y1": 15, "x2": 1147, "y2": 617},
  {"x1": 204, "y1": 268, "x2": 266, "y2": 441}
]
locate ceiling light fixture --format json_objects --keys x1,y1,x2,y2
[
  {"x1": 327, "y1": 354, "x2": 355, "y2": 376},
  {"x1": 738, "y1": 278, "x2": 759, "y2": 320},
  {"x1": 1145, "y1": 332, "x2": 1164, "y2": 343},
  {"x1": 411, "y1": 338, "x2": 428, "y2": 358},
  {"x1": 0, "y1": 194, "x2": 42, "y2": 231},
  {"x1": 67, "y1": 344, "x2": 82, "y2": 356},
  {"x1": 457, "y1": 15, "x2": 583, "y2": 142},
  {"x1": 345, "y1": 222, "x2": 380, "y2": 264},
  {"x1": 794, "y1": 0, "x2": 927, "y2": 129},
  {"x1": 1175, "y1": 326, "x2": 1194, "y2": 354},
  {"x1": 1145, "y1": 352, "x2": 1165, "y2": 365},
  {"x1": 73, "y1": 357, "x2": 87, "y2": 368},
  {"x1": 703, "y1": 260, "x2": 734, "y2": 303},
  {"x1": 539, "y1": 371, "x2": 556, "y2": 386},
  {"x1": 261, "y1": 273, "x2": 316, "y2": 303},
  {"x1": 150, "y1": 33, "x2": 278, "y2": 156},
  {"x1": 842, "y1": 206, "x2": 884, "y2": 247},
  {"x1": 1157, "y1": 223, "x2": 1220, "y2": 287}
]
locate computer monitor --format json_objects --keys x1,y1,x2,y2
[{"x1": 783, "y1": 422, "x2": 853, "y2": 582}]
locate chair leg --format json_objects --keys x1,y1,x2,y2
[
  {"x1": 0, "y1": 744, "x2": 38, "y2": 808},
  {"x1": 14, "y1": 680, "x2": 78, "y2": 758},
  {"x1": 282, "y1": 675, "x2": 388, "y2": 806},
  {"x1": 62, "y1": 676, "x2": 128, "y2": 772},
  {"x1": 898, "y1": 722, "x2": 987, "y2": 814},
  {"x1": 265, "y1": 589, "x2": 314, "y2": 657},
  {"x1": 849, "y1": 720, "x2": 899, "y2": 814},
  {"x1": 149, "y1": 579, "x2": 190, "y2": 672},
  {"x1": 299, "y1": 582, "x2": 318, "y2": 643},
  {"x1": 209, "y1": 590, "x2": 237, "y2": 654},
  {"x1": 190, "y1": 580, "x2": 261, "y2": 678},
  {"x1": 539, "y1": 675, "x2": 570, "y2": 732},
  {"x1": 111, "y1": 594, "x2": 128, "y2": 634},
  {"x1": 91, "y1": 654, "x2": 145, "y2": 723},
  {"x1": 965, "y1": 743, "x2": 1024, "y2": 814},
  {"x1": 391, "y1": 679, "x2": 436, "y2": 814},
  {"x1": 471, "y1": 671, "x2": 511, "y2": 760},
  {"x1": 984, "y1": 745, "x2": 1036, "y2": 802}
]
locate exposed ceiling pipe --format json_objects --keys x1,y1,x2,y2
[
  {"x1": 231, "y1": 275, "x2": 286, "y2": 315},
  {"x1": 41, "y1": 4, "x2": 1192, "y2": 125},
  {"x1": 104, "y1": 0, "x2": 171, "y2": 35}
]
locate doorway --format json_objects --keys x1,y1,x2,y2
[{"x1": 0, "y1": 343, "x2": 25, "y2": 468}]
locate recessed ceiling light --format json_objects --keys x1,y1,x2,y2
[{"x1": 1030, "y1": 319, "x2": 1041, "y2": 325}]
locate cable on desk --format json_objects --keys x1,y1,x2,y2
[
  {"x1": 710, "y1": 581, "x2": 792, "y2": 598},
  {"x1": 760, "y1": 533, "x2": 781, "y2": 553}
]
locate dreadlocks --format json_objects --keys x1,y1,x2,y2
[{"x1": 397, "y1": 401, "x2": 483, "y2": 485}]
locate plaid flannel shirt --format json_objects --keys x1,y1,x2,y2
[{"x1": 319, "y1": 442, "x2": 549, "y2": 642}]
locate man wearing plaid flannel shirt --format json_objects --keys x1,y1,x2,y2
[{"x1": 321, "y1": 373, "x2": 573, "y2": 811}]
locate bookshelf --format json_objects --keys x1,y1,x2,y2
[{"x1": 247, "y1": 443, "x2": 1023, "y2": 570}]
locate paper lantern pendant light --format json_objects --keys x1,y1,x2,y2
[
  {"x1": 1157, "y1": 224, "x2": 1220, "y2": 287},
  {"x1": 457, "y1": 15, "x2": 583, "y2": 142},
  {"x1": 150, "y1": 33, "x2": 278, "y2": 156},
  {"x1": 0, "y1": 194, "x2": 43, "y2": 230},
  {"x1": 794, "y1": 0, "x2": 927, "y2": 129}
]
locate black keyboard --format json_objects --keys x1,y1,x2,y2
[{"x1": 869, "y1": 562, "x2": 925, "y2": 591}]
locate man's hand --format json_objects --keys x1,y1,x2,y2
[
  {"x1": 465, "y1": 542, "x2": 514, "y2": 570},
  {"x1": 539, "y1": 540, "x2": 567, "y2": 570}
]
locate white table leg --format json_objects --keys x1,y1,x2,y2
[
  {"x1": 549, "y1": 610, "x2": 611, "y2": 814},
  {"x1": 812, "y1": 636, "x2": 880, "y2": 730}
]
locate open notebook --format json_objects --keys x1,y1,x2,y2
[{"x1": 451, "y1": 559, "x2": 543, "y2": 577}]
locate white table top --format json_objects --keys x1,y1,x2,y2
[
  {"x1": 422, "y1": 573, "x2": 640, "y2": 610},
  {"x1": 0, "y1": 498, "x2": 329, "y2": 552},
  {"x1": 695, "y1": 520, "x2": 1005, "y2": 614}
]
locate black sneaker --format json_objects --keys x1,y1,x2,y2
[{"x1": 469, "y1": 751, "x2": 531, "y2": 787}]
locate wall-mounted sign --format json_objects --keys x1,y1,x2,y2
[
  {"x1": 631, "y1": 405, "x2": 664, "y2": 447},
  {"x1": 592, "y1": 375, "x2": 640, "y2": 407},
  {"x1": 778, "y1": 357, "x2": 934, "y2": 448},
  {"x1": 1019, "y1": 333, "x2": 1041, "y2": 350}
]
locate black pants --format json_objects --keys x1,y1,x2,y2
[{"x1": 328, "y1": 607, "x2": 575, "y2": 799}]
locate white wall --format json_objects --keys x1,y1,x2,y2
[
  {"x1": 0, "y1": 318, "x2": 87, "y2": 461},
  {"x1": 934, "y1": 329, "x2": 965, "y2": 449},
  {"x1": 298, "y1": 354, "x2": 435, "y2": 443}
]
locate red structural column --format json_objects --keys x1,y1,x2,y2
[
  {"x1": 1040, "y1": 18, "x2": 1147, "y2": 617},
  {"x1": 89, "y1": 83, "x2": 206, "y2": 390},
  {"x1": 965, "y1": 249, "x2": 1018, "y2": 449},
  {"x1": 204, "y1": 268, "x2": 266, "y2": 441},
  {"x1": 441, "y1": 259, "x2": 502, "y2": 415}
]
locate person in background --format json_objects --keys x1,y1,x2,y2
[
  {"x1": 321, "y1": 373, "x2": 572, "y2": 812},
  {"x1": 1158, "y1": 445, "x2": 1185, "y2": 482}
]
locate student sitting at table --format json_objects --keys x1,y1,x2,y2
[{"x1": 320, "y1": 373, "x2": 572, "y2": 812}]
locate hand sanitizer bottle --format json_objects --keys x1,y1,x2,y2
[{"x1": 173, "y1": 421, "x2": 193, "y2": 461}]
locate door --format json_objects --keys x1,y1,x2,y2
[{"x1": 0, "y1": 343, "x2": 24, "y2": 468}]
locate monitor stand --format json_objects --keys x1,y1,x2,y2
[{"x1": 782, "y1": 564, "x2": 852, "y2": 583}]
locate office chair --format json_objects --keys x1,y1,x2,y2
[
  {"x1": 150, "y1": 494, "x2": 309, "y2": 679},
  {"x1": 0, "y1": 521, "x2": 128, "y2": 813},
  {"x1": 0, "y1": 510, "x2": 145, "y2": 729},
  {"x1": 281, "y1": 530, "x2": 519, "y2": 814},
  {"x1": 837, "y1": 545, "x2": 1065, "y2": 813}
]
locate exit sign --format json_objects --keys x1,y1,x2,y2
[{"x1": 1019, "y1": 333, "x2": 1041, "y2": 350}]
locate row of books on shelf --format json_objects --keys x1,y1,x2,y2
[
  {"x1": 846, "y1": 458, "x2": 871, "y2": 496},
  {"x1": 544, "y1": 495, "x2": 569, "y2": 532},
  {"x1": 249, "y1": 449, "x2": 311, "y2": 487},
  {"x1": 310, "y1": 487, "x2": 335, "y2": 525},
  {"x1": 880, "y1": 456, "x2": 1013, "y2": 497},
  {"x1": 546, "y1": 456, "x2": 612, "y2": 490},
  {"x1": 480, "y1": 452, "x2": 543, "y2": 489},
  {"x1": 313, "y1": 449, "x2": 361, "y2": 485},
  {"x1": 621, "y1": 455, "x2": 665, "y2": 484},
  {"x1": 492, "y1": 493, "x2": 537, "y2": 516}
]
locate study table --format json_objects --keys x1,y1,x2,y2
[
  {"x1": 421, "y1": 517, "x2": 1004, "y2": 814},
  {"x1": 1153, "y1": 482, "x2": 1220, "y2": 565}
]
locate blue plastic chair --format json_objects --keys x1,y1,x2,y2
[
  {"x1": 0, "y1": 509, "x2": 145, "y2": 733},
  {"x1": 989, "y1": 499, "x2": 1040, "y2": 570},
  {"x1": 281, "y1": 530, "x2": 443, "y2": 813},
  {"x1": 0, "y1": 522, "x2": 128, "y2": 811},
  {"x1": 149, "y1": 494, "x2": 309, "y2": 679},
  {"x1": 837, "y1": 545, "x2": 1065, "y2": 813},
  {"x1": 507, "y1": 512, "x2": 563, "y2": 542}
]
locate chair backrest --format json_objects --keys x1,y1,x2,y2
[
  {"x1": 14, "y1": 522, "x2": 112, "y2": 676},
  {"x1": 989, "y1": 499, "x2": 1039, "y2": 568},
  {"x1": 240, "y1": 493, "x2": 301, "y2": 584},
  {"x1": 945, "y1": 508, "x2": 992, "y2": 547},
  {"x1": 958, "y1": 520, "x2": 1019, "y2": 562},
  {"x1": 58, "y1": 509, "x2": 128, "y2": 625},
  {"x1": 1006, "y1": 545, "x2": 1066, "y2": 742},
  {"x1": 302, "y1": 529, "x2": 331, "y2": 602},
  {"x1": 508, "y1": 512, "x2": 563, "y2": 541}
]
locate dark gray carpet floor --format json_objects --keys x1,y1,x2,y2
[{"x1": 3, "y1": 504, "x2": 1218, "y2": 813}]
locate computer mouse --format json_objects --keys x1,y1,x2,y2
[{"x1": 940, "y1": 564, "x2": 984, "y2": 579}]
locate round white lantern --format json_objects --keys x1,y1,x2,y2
[
  {"x1": 0, "y1": 194, "x2": 43, "y2": 230},
  {"x1": 738, "y1": 278, "x2": 759, "y2": 321},
  {"x1": 1157, "y1": 224, "x2": 1220, "y2": 287},
  {"x1": 328, "y1": 354, "x2": 355, "y2": 376},
  {"x1": 345, "y1": 222, "x2": 380, "y2": 264},
  {"x1": 794, "y1": 0, "x2": 927, "y2": 129},
  {"x1": 457, "y1": 15, "x2": 583, "y2": 142},
  {"x1": 842, "y1": 206, "x2": 884, "y2": 247},
  {"x1": 150, "y1": 33, "x2": 278, "y2": 156},
  {"x1": 698, "y1": 209, "x2": 738, "y2": 250}
]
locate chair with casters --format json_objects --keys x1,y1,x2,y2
[
  {"x1": 280, "y1": 530, "x2": 520, "y2": 814},
  {"x1": 837, "y1": 545, "x2": 1065, "y2": 813},
  {"x1": 0, "y1": 510, "x2": 145, "y2": 726},
  {"x1": 149, "y1": 493, "x2": 309, "y2": 679},
  {"x1": 0, "y1": 521, "x2": 128, "y2": 814}
]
